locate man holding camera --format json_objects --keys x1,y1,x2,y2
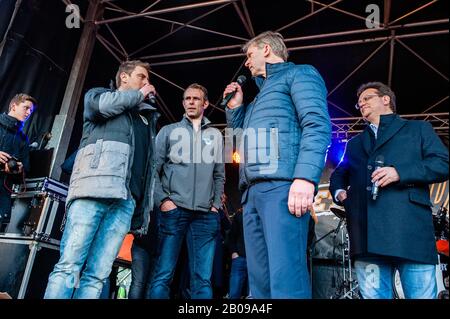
[{"x1": 0, "y1": 93, "x2": 36, "y2": 232}]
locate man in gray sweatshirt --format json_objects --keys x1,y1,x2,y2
[{"x1": 149, "y1": 83, "x2": 225, "y2": 299}]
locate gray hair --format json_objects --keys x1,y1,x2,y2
[{"x1": 242, "y1": 31, "x2": 288, "y2": 61}]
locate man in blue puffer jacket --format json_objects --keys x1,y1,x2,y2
[{"x1": 223, "y1": 31, "x2": 331, "y2": 298}]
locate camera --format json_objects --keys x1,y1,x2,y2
[{"x1": 1, "y1": 156, "x2": 20, "y2": 174}]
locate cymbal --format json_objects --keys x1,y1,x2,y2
[{"x1": 330, "y1": 207, "x2": 346, "y2": 219}]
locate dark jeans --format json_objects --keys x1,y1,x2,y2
[
  {"x1": 149, "y1": 207, "x2": 219, "y2": 299},
  {"x1": 129, "y1": 208, "x2": 159, "y2": 299},
  {"x1": 128, "y1": 243, "x2": 156, "y2": 299},
  {"x1": 228, "y1": 256, "x2": 248, "y2": 299},
  {"x1": 211, "y1": 233, "x2": 226, "y2": 298}
]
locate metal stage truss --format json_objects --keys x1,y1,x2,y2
[
  {"x1": 331, "y1": 112, "x2": 449, "y2": 139},
  {"x1": 45, "y1": 0, "x2": 448, "y2": 178}
]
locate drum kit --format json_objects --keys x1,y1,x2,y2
[
  {"x1": 311, "y1": 204, "x2": 449, "y2": 299},
  {"x1": 432, "y1": 205, "x2": 449, "y2": 299},
  {"x1": 310, "y1": 206, "x2": 359, "y2": 299}
]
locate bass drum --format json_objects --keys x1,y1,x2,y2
[{"x1": 393, "y1": 254, "x2": 449, "y2": 299}]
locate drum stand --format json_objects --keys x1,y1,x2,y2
[
  {"x1": 310, "y1": 215, "x2": 360, "y2": 299},
  {"x1": 332, "y1": 222, "x2": 359, "y2": 299},
  {"x1": 309, "y1": 218, "x2": 344, "y2": 286}
]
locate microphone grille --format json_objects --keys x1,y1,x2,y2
[{"x1": 236, "y1": 75, "x2": 247, "y2": 85}]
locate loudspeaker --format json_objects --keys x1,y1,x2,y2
[{"x1": 0, "y1": 235, "x2": 59, "y2": 299}]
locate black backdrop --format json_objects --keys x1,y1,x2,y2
[{"x1": 0, "y1": 0, "x2": 85, "y2": 144}]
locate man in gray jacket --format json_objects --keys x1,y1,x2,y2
[
  {"x1": 149, "y1": 83, "x2": 225, "y2": 299},
  {"x1": 45, "y1": 60, "x2": 159, "y2": 299}
]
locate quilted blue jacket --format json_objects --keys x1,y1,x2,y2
[{"x1": 226, "y1": 62, "x2": 331, "y2": 190}]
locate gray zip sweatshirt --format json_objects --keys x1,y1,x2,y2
[{"x1": 153, "y1": 116, "x2": 225, "y2": 212}]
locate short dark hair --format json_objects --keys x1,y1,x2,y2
[
  {"x1": 357, "y1": 81, "x2": 396, "y2": 112},
  {"x1": 9, "y1": 93, "x2": 37, "y2": 112},
  {"x1": 184, "y1": 83, "x2": 208, "y2": 101},
  {"x1": 115, "y1": 60, "x2": 150, "y2": 88}
]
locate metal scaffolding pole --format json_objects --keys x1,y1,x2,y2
[
  {"x1": 65, "y1": 0, "x2": 446, "y2": 129},
  {"x1": 145, "y1": 29, "x2": 448, "y2": 67},
  {"x1": 96, "y1": 0, "x2": 238, "y2": 25},
  {"x1": 308, "y1": 0, "x2": 384, "y2": 28},
  {"x1": 277, "y1": 0, "x2": 344, "y2": 32},
  {"x1": 396, "y1": 38, "x2": 449, "y2": 82},
  {"x1": 47, "y1": 0, "x2": 104, "y2": 180},
  {"x1": 388, "y1": 0, "x2": 439, "y2": 26},
  {"x1": 388, "y1": 30, "x2": 395, "y2": 87},
  {"x1": 240, "y1": 0, "x2": 254, "y2": 37},
  {"x1": 0, "y1": 0, "x2": 23, "y2": 57},
  {"x1": 331, "y1": 113, "x2": 448, "y2": 138},
  {"x1": 129, "y1": 3, "x2": 236, "y2": 57},
  {"x1": 137, "y1": 20, "x2": 448, "y2": 65}
]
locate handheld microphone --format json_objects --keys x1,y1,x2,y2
[
  {"x1": 147, "y1": 93, "x2": 156, "y2": 105},
  {"x1": 371, "y1": 155, "x2": 384, "y2": 200},
  {"x1": 220, "y1": 75, "x2": 247, "y2": 107}
]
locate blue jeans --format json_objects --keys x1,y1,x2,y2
[
  {"x1": 243, "y1": 181, "x2": 311, "y2": 299},
  {"x1": 44, "y1": 197, "x2": 135, "y2": 299},
  {"x1": 149, "y1": 207, "x2": 219, "y2": 299},
  {"x1": 228, "y1": 256, "x2": 248, "y2": 299},
  {"x1": 354, "y1": 257, "x2": 437, "y2": 299}
]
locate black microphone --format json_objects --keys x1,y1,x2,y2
[
  {"x1": 147, "y1": 93, "x2": 156, "y2": 105},
  {"x1": 220, "y1": 75, "x2": 247, "y2": 107},
  {"x1": 371, "y1": 155, "x2": 384, "y2": 200}
]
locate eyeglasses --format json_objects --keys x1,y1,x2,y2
[{"x1": 355, "y1": 94, "x2": 380, "y2": 109}]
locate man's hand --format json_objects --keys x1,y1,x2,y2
[
  {"x1": 337, "y1": 190, "x2": 347, "y2": 203},
  {"x1": 222, "y1": 82, "x2": 243, "y2": 109},
  {"x1": 231, "y1": 252, "x2": 239, "y2": 259},
  {"x1": 160, "y1": 199, "x2": 177, "y2": 212},
  {"x1": 0, "y1": 151, "x2": 11, "y2": 165},
  {"x1": 210, "y1": 206, "x2": 218, "y2": 213},
  {"x1": 288, "y1": 179, "x2": 315, "y2": 217},
  {"x1": 371, "y1": 167, "x2": 400, "y2": 188},
  {"x1": 139, "y1": 84, "x2": 156, "y2": 99}
]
